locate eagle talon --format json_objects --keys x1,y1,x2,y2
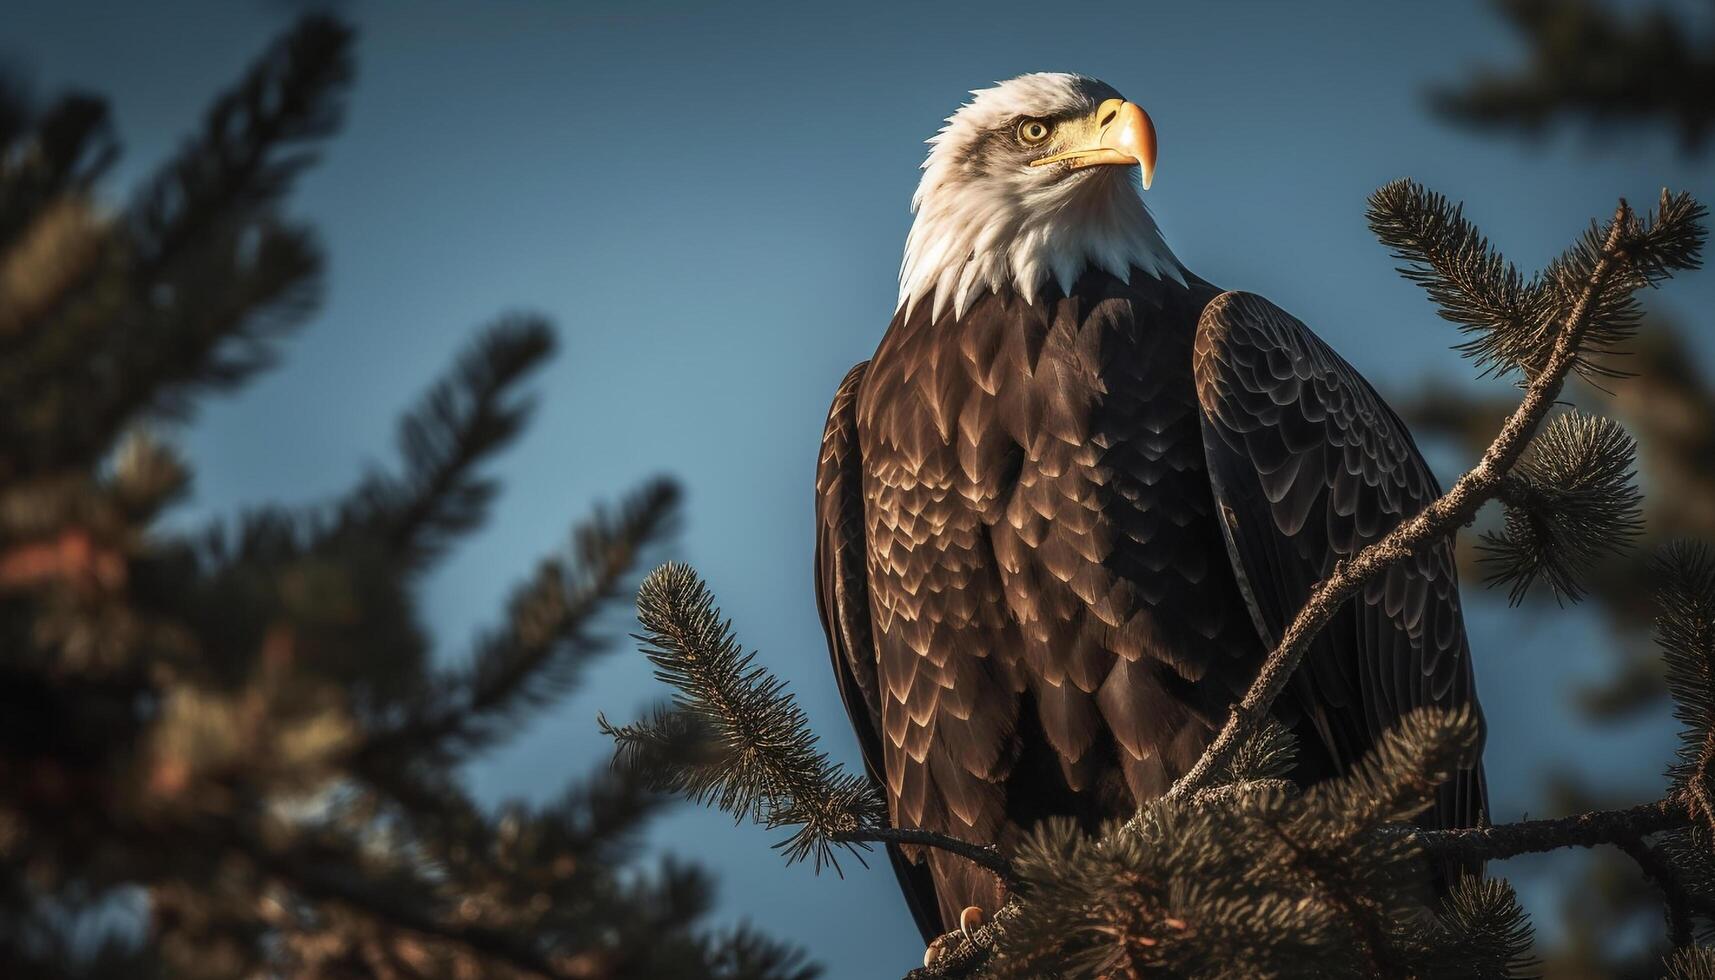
[
  {"x1": 960, "y1": 905, "x2": 986, "y2": 941},
  {"x1": 921, "y1": 910, "x2": 986, "y2": 971},
  {"x1": 922, "y1": 930, "x2": 962, "y2": 969}
]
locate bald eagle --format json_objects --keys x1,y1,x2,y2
[{"x1": 814, "y1": 73, "x2": 1485, "y2": 941}]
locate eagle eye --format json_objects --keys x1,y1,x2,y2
[{"x1": 1016, "y1": 118, "x2": 1051, "y2": 145}]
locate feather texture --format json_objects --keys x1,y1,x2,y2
[
  {"x1": 817, "y1": 277, "x2": 1488, "y2": 937},
  {"x1": 1193, "y1": 290, "x2": 1488, "y2": 862}
]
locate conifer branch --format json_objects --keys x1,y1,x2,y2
[
  {"x1": 1615, "y1": 835, "x2": 1697, "y2": 949},
  {"x1": 0, "y1": 15, "x2": 356, "y2": 473},
  {"x1": 1413, "y1": 796, "x2": 1688, "y2": 862},
  {"x1": 0, "y1": 92, "x2": 117, "y2": 348},
  {"x1": 1164, "y1": 188, "x2": 1705, "y2": 806},
  {"x1": 832, "y1": 827, "x2": 1013, "y2": 881},
  {"x1": 1366, "y1": 180, "x2": 1550, "y2": 379},
  {"x1": 336, "y1": 315, "x2": 556, "y2": 572},
  {"x1": 1658, "y1": 540, "x2": 1715, "y2": 836},
  {"x1": 914, "y1": 708, "x2": 1531, "y2": 980},
  {"x1": 0, "y1": 17, "x2": 811, "y2": 977},
  {"x1": 1408, "y1": 796, "x2": 1715, "y2": 951},
  {"x1": 1667, "y1": 946, "x2": 1715, "y2": 980},
  {"x1": 601, "y1": 567, "x2": 1009, "y2": 876},
  {"x1": 1480, "y1": 411, "x2": 1644, "y2": 603},
  {"x1": 129, "y1": 15, "x2": 352, "y2": 273},
  {"x1": 605, "y1": 563, "x2": 889, "y2": 872},
  {"x1": 1404, "y1": 536, "x2": 1715, "y2": 947},
  {"x1": 359, "y1": 478, "x2": 679, "y2": 762}
]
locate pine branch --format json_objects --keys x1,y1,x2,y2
[
  {"x1": 1163, "y1": 187, "x2": 1704, "y2": 807},
  {"x1": 1216, "y1": 716, "x2": 1298, "y2": 784},
  {"x1": 1659, "y1": 541, "x2": 1715, "y2": 836},
  {"x1": 1418, "y1": 797, "x2": 1683, "y2": 864},
  {"x1": 1538, "y1": 190, "x2": 1707, "y2": 381},
  {"x1": 1481, "y1": 411, "x2": 1644, "y2": 603},
  {"x1": 1667, "y1": 946, "x2": 1715, "y2": 980},
  {"x1": 128, "y1": 15, "x2": 352, "y2": 273},
  {"x1": 14, "y1": 15, "x2": 354, "y2": 473},
  {"x1": 599, "y1": 702, "x2": 1009, "y2": 875},
  {"x1": 836, "y1": 827, "x2": 1012, "y2": 881},
  {"x1": 1366, "y1": 179, "x2": 1551, "y2": 379},
  {"x1": 0, "y1": 87, "x2": 116, "y2": 252},
  {"x1": 919, "y1": 708, "x2": 1525, "y2": 980},
  {"x1": 703, "y1": 926, "x2": 820, "y2": 980},
  {"x1": 1615, "y1": 835, "x2": 1696, "y2": 948},
  {"x1": 0, "y1": 198, "x2": 108, "y2": 339},
  {"x1": 457, "y1": 480, "x2": 679, "y2": 736},
  {"x1": 335, "y1": 314, "x2": 555, "y2": 572},
  {"x1": 601, "y1": 564, "x2": 1010, "y2": 878},
  {"x1": 1433, "y1": 877, "x2": 1540, "y2": 980},
  {"x1": 1298, "y1": 705, "x2": 1480, "y2": 833},
  {"x1": 604, "y1": 562, "x2": 887, "y2": 872},
  {"x1": 1397, "y1": 539, "x2": 1715, "y2": 953},
  {"x1": 0, "y1": 18, "x2": 355, "y2": 476},
  {"x1": 1409, "y1": 796, "x2": 1715, "y2": 953},
  {"x1": 360, "y1": 478, "x2": 679, "y2": 762}
]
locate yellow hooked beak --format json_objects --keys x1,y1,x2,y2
[{"x1": 1027, "y1": 98, "x2": 1158, "y2": 189}]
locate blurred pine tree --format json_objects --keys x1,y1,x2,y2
[
  {"x1": 0, "y1": 15, "x2": 810, "y2": 980},
  {"x1": 1431, "y1": 0, "x2": 1715, "y2": 154},
  {"x1": 1422, "y1": 3, "x2": 1715, "y2": 973}
]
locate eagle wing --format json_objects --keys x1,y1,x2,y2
[
  {"x1": 814, "y1": 361, "x2": 944, "y2": 942},
  {"x1": 1192, "y1": 291, "x2": 1486, "y2": 834}
]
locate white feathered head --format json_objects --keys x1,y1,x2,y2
[{"x1": 899, "y1": 72, "x2": 1182, "y2": 323}]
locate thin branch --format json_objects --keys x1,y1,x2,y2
[
  {"x1": 1414, "y1": 796, "x2": 1686, "y2": 861},
  {"x1": 1615, "y1": 835, "x2": 1698, "y2": 949},
  {"x1": 832, "y1": 827, "x2": 1014, "y2": 882},
  {"x1": 1162, "y1": 203, "x2": 1635, "y2": 805},
  {"x1": 1415, "y1": 794, "x2": 1712, "y2": 949}
]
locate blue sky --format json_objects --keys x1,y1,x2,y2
[{"x1": 8, "y1": 1, "x2": 1714, "y2": 975}]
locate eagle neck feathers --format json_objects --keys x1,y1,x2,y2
[{"x1": 898, "y1": 164, "x2": 1185, "y2": 325}]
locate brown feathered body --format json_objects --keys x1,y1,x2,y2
[{"x1": 815, "y1": 269, "x2": 1485, "y2": 937}]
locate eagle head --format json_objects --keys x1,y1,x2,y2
[{"x1": 899, "y1": 72, "x2": 1183, "y2": 323}]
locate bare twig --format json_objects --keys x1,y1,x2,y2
[
  {"x1": 1162, "y1": 203, "x2": 1635, "y2": 804},
  {"x1": 833, "y1": 827, "x2": 1015, "y2": 882},
  {"x1": 1615, "y1": 835, "x2": 1699, "y2": 949},
  {"x1": 1414, "y1": 794, "x2": 1715, "y2": 950},
  {"x1": 1412, "y1": 796, "x2": 1686, "y2": 861}
]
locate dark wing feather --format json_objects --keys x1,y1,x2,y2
[
  {"x1": 814, "y1": 361, "x2": 943, "y2": 943},
  {"x1": 1193, "y1": 292, "x2": 1486, "y2": 838}
]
